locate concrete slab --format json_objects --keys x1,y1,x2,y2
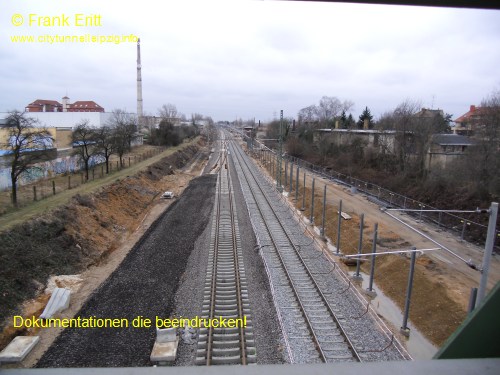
[
  {"x1": 150, "y1": 338, "x2": 179, "y2": 364},
  {"x1": 339, "y1": 211, "x2": 352, "y2": 220},
  {"x1": 156, "y1": 328, "x2": 176, "y2": 343},
  {"x1": 0, "y1": 336, "x2": 40, "y2": 363}
]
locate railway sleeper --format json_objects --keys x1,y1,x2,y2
[
  {"x1": 214, "y1": 282, "x2": 237, "y2": 288},
  {"x1": 197, "y1": 339, "x2": 255, "y2": 349},
  {"x1": 199, "y1": 327, "x2": 254, "y2": 336},
  {"x1": 210, "y1": 353, "x2": 256, "y2": 365},
  {"x1": 198, "y1": 333, "x2": 254, "y2": 343},
  {"x1": 324, "y1": 352, "x2": 356, "y2": 361},
  {"x1": 214, "y1": 309, "x2": 239, "y2": 316},
  {"x1": 321, "y1": 343, "x2": 352, "y2": 352}
]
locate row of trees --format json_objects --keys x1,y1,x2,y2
[
  {"x1": 292, "y1": 97, "x2": 453, "y2": 176},
  {"x1": 3, "y1": 103, "x2": 210, "y2": 207},
  {"x1": 151, "y1": 103, "x2": 204, "y2": 146},
  {"x1": 286, "y1": 91, "x2": 500, "y2": 200},
  {"x1": 2, "y1": 110, "x2": 138, "y2": 206},
  {"x1": 72, "y1": 109, "x2": 138, "y2": 181},
  {"x1": 297, "y1": 96, "x2": 354, "y2": 128}
]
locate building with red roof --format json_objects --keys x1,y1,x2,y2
[
  {"x1": 25, "y1": 96, "x2": 104, "y2": 113},
  {"x1": 453, "y1": 105, "x2": 489, "y2": 136}
]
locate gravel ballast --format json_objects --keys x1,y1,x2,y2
[
  {"x1": 230, "y1": 140, "x2": 410, "y2": 363},
  {"x1": 36, "y1": 174, "x2": 217, "y2": 368},
  {"x1": 173, "y1": 153, "x2": 286, "y2": 365}
]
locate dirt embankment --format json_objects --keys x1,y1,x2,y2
[{"x1": 0, "y1": 141, "x2": 206, "y2": 351}]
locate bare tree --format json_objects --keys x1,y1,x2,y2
[
  {"x1": 298, "y1": 97, "x2": 354, "y2": 128},
  {"x1": 457, "y1": 90, "x2": 500, "y2": 195},
  {"x1": 298, "y1": 105, "x2": 319, "y2": 124},
  {"x1": 3, "y1": 111, "x2": 53, "y2": 206},
  {"x1": 158, "y1": 103, "x2": 178, "y2": 119},
  {"x1": 191, "y1": 113, "x2": 204, "y2": 126},
  {"x1": 317, "y1": 96, "x2": 354, "y2": 127},
  {"x1": 72, "y1": 120, "x2": 97, "y2": 181},
  {"x1": 94, "y1": 126, "x2": 114, "y2": 174},
  {"x1": 266, "y1": 118, "x2": 293, "y2": 146},
  {"x1": 392, "y1": 99, "x2": 421, "y2": 172},
  {"x1": 107, "y1": 109, "x2": 138, "y2": 166}
]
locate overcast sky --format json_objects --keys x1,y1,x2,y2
[{"x1": 2, "y1": 1, "x2": 499, "y2": 122}]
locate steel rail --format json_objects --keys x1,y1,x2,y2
[
  {"x1": 229, "y1": 136, "x2": 361, "y2": 363},
  {"x1": 197, "y1": 134, "x2": 255, "y2": 365}
]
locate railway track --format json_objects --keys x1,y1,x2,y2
[
  {"x1": 196, "y1": 142, "x2": 256, "y2": 365},
  {"x1": 228, "y1": 138, "x2": 360, "y2": 363},
  {"x1": 226, "y1": 132, "x2": 410, "y2": 363}
]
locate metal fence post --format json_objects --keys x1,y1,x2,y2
[
  {"x1": 336, "y1": 200, "x2": 343, "y2": 254},
  {"x1": 401, "y1": 247, "x2": 417, "y2": 336},
  {"x1": 321, "y1": 184, "x2": 326, "y2": 238},
  {"x1": 52, "y1": 180, "x2": 56, "y2": 195},
  {"x1": 295, "y1": 164, "x2": 299, "y2": 202},
  {"x1": 353, "y1": 213, "x2": 364, "y2": 281},
  {"x1": 366, "y1": 223, "x2": 378, "y2": 297},
  {"x1": 301, "y1": 172, "x2": 306, "y2": 211},
  {"x1": 33, "y1": 186, "x2": 37, "y2": 201},
  {"x1": 310, "y1": 178, "x2": 315, "y2": 225},
  {"x1": 290, "y1": 161, "x2": 293, "y2": 193},
  {"x1": 285, "y1": 158, "x2": 288, "y2": 189}
]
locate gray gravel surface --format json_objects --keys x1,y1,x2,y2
[{"x1": 36, "y1": 174, "x2": 217, "y2": 368}]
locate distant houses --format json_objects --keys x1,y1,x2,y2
[
  {"x1": 454, "y1": 105, "x2": 482, "y2": 136},
  {"x1": 0, "y1": 96, "x2": 142, "y2": 153},
  {"x1": 427, "y1": 134, "x2": 475, "y2": 170},
  {"x1": 312, "y1": 107, "x2": 483, "y2": 173},
  {"x1": 25, "y1": 96, "x2": 104, "y2": 113}
]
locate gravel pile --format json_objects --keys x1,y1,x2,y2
[
  {"x1": 36, "y1": 174, "x2": 217, "y2": 368},
  {"x1": 230, "y1": 141, "x2": 410, "y2": 363}
]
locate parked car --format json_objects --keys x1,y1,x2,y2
[{"x1": 162, "y1": 191, "x2": 174, "y2": 199}]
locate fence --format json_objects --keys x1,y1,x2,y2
[
  {"x1": 0, "y1": 147, "x2": 166, "y2": 215},
  {"x1": 254, "y1": 147, "x2": 498, "y2": 251},
  {"x1": 241, "y1": 142, "x2": 499, "y2": 351}
]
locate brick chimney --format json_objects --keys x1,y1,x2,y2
[{"x1": 470, "y1": 105, "x2": 476, "y2": 112}]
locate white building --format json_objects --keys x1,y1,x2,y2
[{"x1": 0, "y1": 111, "x2": 120, "y2": 129}]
